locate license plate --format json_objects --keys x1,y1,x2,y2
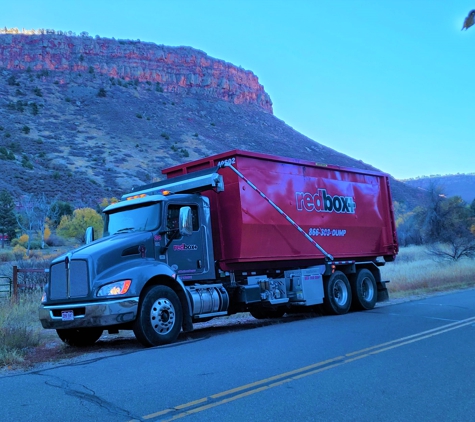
[{"x1": 61, "y1": 310, "x2": 74, "y2": 321}]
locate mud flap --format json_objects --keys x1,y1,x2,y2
[{"x1": 377, "y1": 281, "x2": 390, "y2": 302}]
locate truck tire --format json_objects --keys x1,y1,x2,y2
[
  {"x1": 351, "y1": 269, "x2": 377, "y2": 310},
  {"x1": 133, "y1": 285, "x2": 183, "y2": 347},
  {"x1": 323, "y1": 271, "x2": 352, "y2": 315},
  {"x1": 56, "y1": 328, "x2": 103, "y2": 347},
  {"x1": 250, "y1": 308, "x2": 286, "y2": 320}
]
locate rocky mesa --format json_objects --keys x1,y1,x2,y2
[
  {"x1": 0, "y1": 31, "x2": 421, "y2": 209},
  {"x1": 0, "y1": 32, "x2": 272, "y2": 112}
]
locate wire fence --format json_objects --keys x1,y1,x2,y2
[
  {"x1": 0, "y1": 276, "x2": 11, "y2": 298},
  {"x1": 7, "y1": 266, "x2": 48, "y2": 301}
]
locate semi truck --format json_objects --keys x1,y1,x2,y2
[{"x1": 39, "y1": 150, "x2": 398, "y2": 347}]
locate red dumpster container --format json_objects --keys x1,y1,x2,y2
[{"x1": 163, "y1": 150, "x2": 398, "y2": 271}]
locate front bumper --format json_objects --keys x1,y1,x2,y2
[{"x1": 39, "y1": 297, "x2": 139, "y2": 329}]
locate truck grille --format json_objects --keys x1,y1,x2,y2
[{"x1": 50, "y1": 260, "x2": 89, "y2": 300}]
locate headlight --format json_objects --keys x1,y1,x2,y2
[{"x1": 97, "y1": 279, "x2": 132, "y2": 297}]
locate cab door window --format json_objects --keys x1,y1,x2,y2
[{"x1": 167, "y1": 205, "x2": 199, "y2": 231}]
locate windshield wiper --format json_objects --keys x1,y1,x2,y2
[{"x1": 116, "y1": 227, "x2": 135, "y2": 234}]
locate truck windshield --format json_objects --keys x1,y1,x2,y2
[{"x1": 104, "y1": 203, "x2": 161, "y2": 236}]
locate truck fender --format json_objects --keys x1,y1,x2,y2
[{"x1": 132, "y1": 262, "x2": 194, "y2": 332}]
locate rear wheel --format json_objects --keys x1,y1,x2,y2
[
  {"x1": 323, "y1": 271, "x2": 352, "y2": 315},
  {"x1": 56, "y1": 328, "x2": 103, "y2": 347},
  {"x1": 351, "y1": 269, "x2": 377, "y2": 310},
  {"x1": 133, "y1": 285, "x2": 183, "y2": 347}
]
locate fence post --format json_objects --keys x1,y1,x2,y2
[{"x1": 12, "y1": 265, "x2": 18, "y2": 302}]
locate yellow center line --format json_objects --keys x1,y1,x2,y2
[{"x1": 131, "y1": 315, "x2": 475, "y2": 422}]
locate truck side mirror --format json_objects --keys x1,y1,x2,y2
[
  {"x1": 179, "y1": 207, "x2": 193, "y2": 236},
  {"x1": 85, "y1": 226, "x2": 95, "y2": 244}
]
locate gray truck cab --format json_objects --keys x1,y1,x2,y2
[{"x1": 39, "y1": 167, "x2": 226, "y2": 347}]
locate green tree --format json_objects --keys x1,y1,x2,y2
[
  {"x1": 0, "y1": 189, "x2": 17, "y2": 248},
  {"x1": 418, "y1": 187, "x2": 475, "y2": 260},
  {"x1": 57, "y1": 208, "x2": 103, "y2": 242},
  {"x1": 48, "y1": 200, "x2": 74, "y2": 228}
]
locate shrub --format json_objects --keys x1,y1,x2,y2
[
  {"x1": 43, "y1": 225, "x2": 51, "y2": 241},
  {"x1": 7, "y1": 75, "x2": 18, "y2": 86},
  {"x1": 28, "y1": 241, "x2": 42, "y2": 250},
  {"x1": 0, "y1": 292, "x2": 43, "y2": 366},
  {"x1": 45, "y1": 234, "x2": 65, "y2": 247},
  {"x1": 21, "y1": 155, "x2": 33, "y2": 169},
  {"x1": 0, "y1": 147, "x2": 15, "y2": 160},
  {"x1": 161, "y1": 132, "x2": 170, "y2": 140},
  {"x1": 9, "y1": 142, "x2": 21, "y2": 153},
  {"x1": 11, "y1": 234, "x2": 29, "y2": 248},
  {"x1": 97, "y1": 88, "x2": 106, "y2": 97},
  {"x1": 30, "y1": 103, "x2": 39, "y2": 115},
  {"x1": 21, "y1": 126, "x2": 30, "y2": 134},
  {"x1": 33, "y1": 87, "x2": 42, "y2": 97},
  {"x1": 0, "y1": 251, "x2": 14, "y2": 262},
  {"x1": 15, "y1": 101, "x2": 24, "y2": 112},
  {"x1": 12, "y1": 245, "x2": 27, "y2": 259},
  {"x1": 136, "y1": 113, "x2": 142, "y2": 119}
]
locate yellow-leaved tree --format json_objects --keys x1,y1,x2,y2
[
  {"x1": 57, "y1": 208, "x2": 103, "y2": 242},
  {"x1": 99, "y1": 197, "x2": 119, "y2": 211}
]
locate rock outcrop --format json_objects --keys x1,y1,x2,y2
[{"x1": 0, "y1": 33, "x2": 273, "y2": 112}]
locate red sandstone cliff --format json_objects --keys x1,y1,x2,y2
[{"x1": 0, "y1": 33, "x2": 273, "y2": 113}]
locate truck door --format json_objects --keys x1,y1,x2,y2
[{"x1": 165, "y1": 203, "x2": 211, "y2": 280}]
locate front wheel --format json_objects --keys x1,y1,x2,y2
[
  {"x1": 133, "y1": 285, "x2": 183, "y2": 347},
  {"x1": 56, "y1": 328, "x2": 103, "y2": 347},
  {"x1": 323, "y1": 271, "x2": 352, "y2": 315},
  {"x1": 351, "y1": 269, "x2": 377, "y2": 310}
]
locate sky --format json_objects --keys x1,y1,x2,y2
[{"x1": 2, "y1": 0, "x2": 475, "y2": 180}]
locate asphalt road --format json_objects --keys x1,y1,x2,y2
[{"x1": 2, "y1": 288, "x2": 475, "y2": 422}]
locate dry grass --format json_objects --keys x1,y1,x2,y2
[
  {"x1": 382, "y1": 245, "x2": 475, "y2": 298},
  {"x1": 0, "y1": 251, "x2": 66, "y2": 368},
  {"x1": 0, "y1": 291, "x2": 43, "y2": 367}
]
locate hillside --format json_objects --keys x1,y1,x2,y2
[
  {"x1": 403, "y1": 174, "x2": 475, "y2": 204},
  {"x1": 0, "y1": 32, "x2": 422, "y2": 208}
]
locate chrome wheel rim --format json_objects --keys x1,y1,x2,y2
[
  {"x1": 150, "y1": 298, "x2": 175, "y2": 335},
  {"x1": 333, "y1": 279, "x2": 348, "y2": 306},
  {"x1": 361, "y1": 277, "x2": 375, "y2": 302}
]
